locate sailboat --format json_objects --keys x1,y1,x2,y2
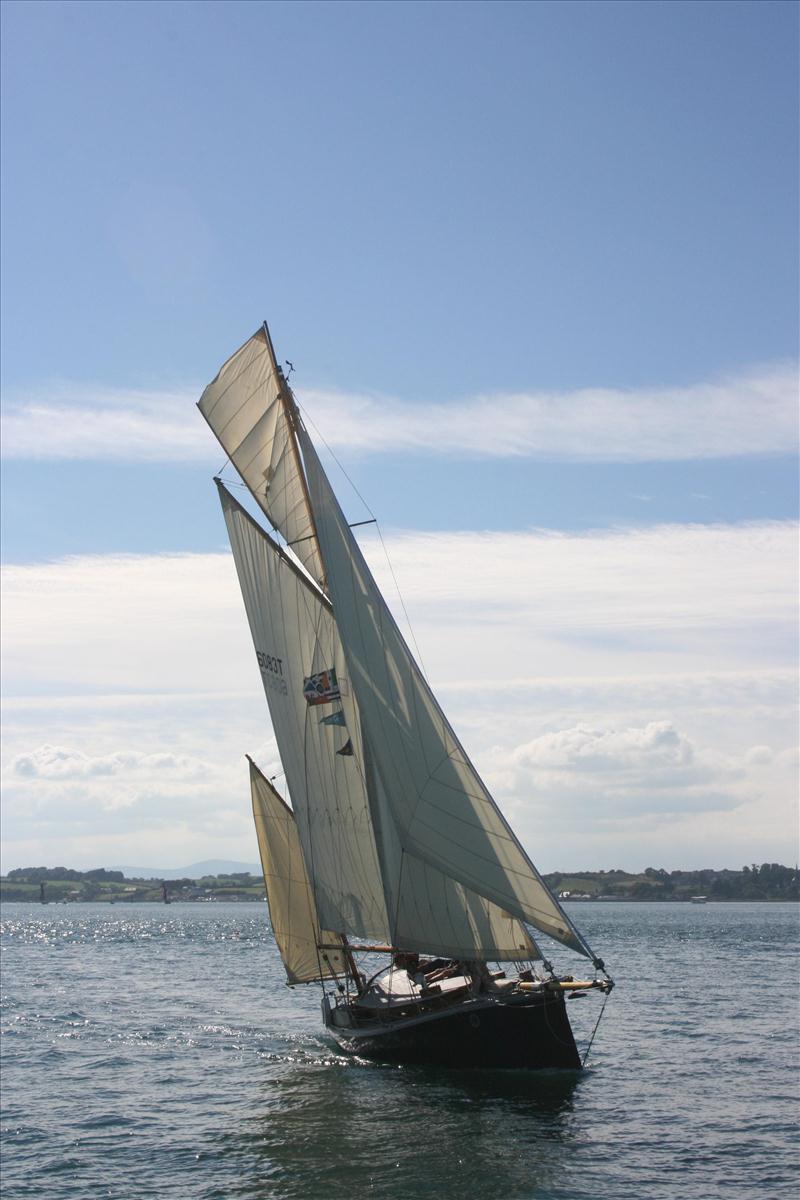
[{"x1": 198, "y1": 323, "x2": 613, "y2": 1070}]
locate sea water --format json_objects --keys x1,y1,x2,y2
[{"x1": 1, "y1": 901, "x2": 797, "y2": 1199}]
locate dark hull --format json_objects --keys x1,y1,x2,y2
[{"x1": 327, "y1": 990, "x2": 582, "y2": 1071}]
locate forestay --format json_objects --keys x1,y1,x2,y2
[
  {"x1": 220, "y1": 483, "x2": 537, "y2": 962},
  {"x1": 297, "y1": 425, "x2": 595, "y2": 960},
  {"x1": 198, "y1": 327, "x2": 325, "y2": 588},
  {"x1": 250, "y1": 758, "x2": 347, "y2": 984}
]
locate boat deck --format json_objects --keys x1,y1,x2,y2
[{"x1": 356, "y1": 967, "x2": 473, "y2": 1010}]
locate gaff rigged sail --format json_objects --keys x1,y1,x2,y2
[
  {"x1": 221, "y1": 483, "x2": 390, "y2": 943},
  {"x1": 220, "y1": 484, "x2": 538, "y2": 962}
]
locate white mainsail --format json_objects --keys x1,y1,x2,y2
[
  {"x1": 198, "y1": 326, "x2": 325, "y2": 588},
  {"x1": 221, "y1": 483, "x2": 390, "y2": 943},
  {"x1": 220, "y1": 483, "x2": 538, "y2": 962},
  {"x1": 296, "y1": 424, "x2": 595, "y2": 961},
  {"x1": 250, "y1": 757, "x2": 347, "y2": 984}
]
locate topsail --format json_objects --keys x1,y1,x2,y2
[{"x1": 198, "y1": 326, "x2": 325, "y2": 588}]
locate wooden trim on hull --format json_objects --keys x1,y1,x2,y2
[{"x1": 327, "y1": 990, "x2": 582, "y2": 1071}]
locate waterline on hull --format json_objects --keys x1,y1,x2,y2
[{"x1": 325, "y1": 990, "x2": 582, "y2": 1070}]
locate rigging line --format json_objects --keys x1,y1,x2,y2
[
  {"x1": 375, "y1": 522, "x2": 430, "y2": 681},
  {"x1": 296, "y1": 400, "x2": 430, "y2": 680},
  {"x1": 582, "y1": 989, "x2": 612, "y2": 1068},
  {"x1": 290, "y1": 521, "x2": 375, "y2": 545},
  {"x1": 294, "y1": 401, "x2": 377, "y2": 521},
  {"x1": 217, "y1": 477, "x2": 253, "y2": 492}
]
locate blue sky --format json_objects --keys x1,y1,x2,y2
[
  {"x1": 1, "y1": 0, "x2": 797, "y2": 873},
  {"x1": 2, "y1": 1, "x2": 796, "y2": 396}
]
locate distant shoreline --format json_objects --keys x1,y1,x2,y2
[
  {"x1": 2, "y1": 862, "x2": 797, "y2": 904},
  {"x1": 1, "y1": 896, "x2": 796, "y2": 906}
]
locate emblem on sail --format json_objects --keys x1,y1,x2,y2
[{"x1": 302, "y1": 667, "x2": 340, "y2": 706}]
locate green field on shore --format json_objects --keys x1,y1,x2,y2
[{"x1": 2, "y1": 863, "x2": 796, "y2": 903}]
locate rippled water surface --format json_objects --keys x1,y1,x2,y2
[{"x1": 2, "y1": 902, "x2": 797, "y2": 1199}]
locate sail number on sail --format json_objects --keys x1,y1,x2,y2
[{"x1": 256, "y1": 650, "x2": 288, "y2": 695}]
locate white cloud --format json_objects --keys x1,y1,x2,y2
[
  {"x1": 745, "y1": 745, "x2": 774, "y2": 765},
  {"x1": 10, "y1": 744, "x2": 209, "y2": 781},
  {"x1": 500, "y1": 720, "x2": 745, "y2": 820},
  {"x1": 302, "y1": 364, "x2": 798, "y2": 461},
  {"x1": 2, "y1": 522, "x2": 795, "y2": 697},
  {"x1": 363, "y1": 521, "x2": 797, "y2": 696},
  {"x1": 512, "y1": 721, "x2": 702, "y2": 778},
  {"x1": 0, "y1": 700, "x2": 281, "y2": 872},
  {"x1": 1, "y1": 362, "x2": 796, "y2": 462},
  {"x1": 0, "y1": 384, "x2": 212, "y2": 462},
  {"x1": 1, "y1": 519, "x2": 797, "y2": 871}
]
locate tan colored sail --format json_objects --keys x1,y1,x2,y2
[
  {"x1": 250, "y1": 758, "x2": 347, "y2": 984},
  {"x1": 221, "y1": 483, "x2": 390, "y2": 943},
  {"x1": 198, "y1": 327, "x2": 325, "y2": 588}
]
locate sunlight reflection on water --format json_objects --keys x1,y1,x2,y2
[{"x1": 2, "y1": 902, "x2": 797, "y2": 1199}]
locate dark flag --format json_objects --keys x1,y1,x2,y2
[{"x1": 320, "y1": 710, "x2": 347, "y2": 727}]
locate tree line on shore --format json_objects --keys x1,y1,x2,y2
[
  {"x1": 1, "y1": 863, "x2": 797, "y2": 903},
  {"x1": 545, "y1": 863, "x2": 797, "y2": 901},
  {"x1": 0, "y1": 867, "x2": 263, "y2": 903}
]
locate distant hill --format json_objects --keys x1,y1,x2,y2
[{"x1": 110, "y1": 860, "x2": 262, "y2": 880}]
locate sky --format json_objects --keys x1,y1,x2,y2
[{"x1": 1, "y1": 0, "x2": 797, "y2": 875}]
